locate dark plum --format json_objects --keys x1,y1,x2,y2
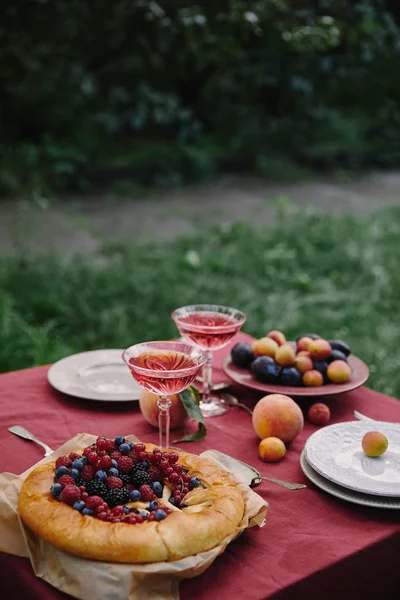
[
  {"x1": 295, "y1": 333, "x2": 321, "y2": 343},
  {"x1": 231, "y1": 343, "x2": 255, "y2": 368},
  {"x1": 328, "y1": 340, "x2": 351, "y2": 356},
  {"x1": 313, "y1": 361, "x2": 330, "y2": 383},
  {"x1": 328, "y1": 349, "x2": 348, "y2": 363},
  {"x1": 251, "y1": 356, "x2": 278, "y2": 382},
  {"x1": 279, "y1": 367, "x2": 303, "y2": 387}
]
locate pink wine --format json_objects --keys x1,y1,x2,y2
[
  {"x1": 175, "y1": 311, "x2": 241, "y2": 350},
  {"x1": 127, "y1": 350, "x2": 201, "y2": 395}
]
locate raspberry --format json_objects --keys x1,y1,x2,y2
[
  {"x1": 139, "y1": 484, "x2": 154, "y2": 502},
  {"x1": 68, "y1": 452, "x2": 81, "y2": 461},
  {"x1": 110, "y1": 506, "x2": 124, "y2": 517},
  {"x1": 85, "y1": 496, "x2": 104, "y2": 510},
  {"x1": 56, "y1": 456, "x2": 72, "y2": 469},
  {"x1": 88, "y1": 452, "x2": 98, "y2": 465},
  {"x1": 60, "y1": 485, "x2": 81, "y2": 505},
  {"x1": 117, "y1": 456, "x2": 133, "y2": 474},
  {"x1": 96, "y1": 437, "x2": 108, "y2": 451},
  {"x1": 148, "y1": 466, "x2": 163, "y2": 482},
  {"x1": 58, "y1": 474, "x2": 75, "y2": 488},
  {"x1": 99, "y1": 455, "x2": 112, "y2": 470},
  {"x1": 81, "y1": 465, "x2": 96, "y2": 481},
  {"x1": 83, "y1": 446, "x2": 95, "y2": 458},
  {"x1": 110, "y1": 451, "x2": 122, "y2": 461},
  {"x1": 134, "y1": 443, "x2": 145, "y2": 454},
  {"x1": 106, "y1": 476, "x2": 123, "y2": 490},
  {"x1": 125, "y1": 515, "x2": 137, "y2": 524},
  {"x1": 104, "y1": 440, "x2": 117, "y2": 453},
  {"x1": 97, "y1": 512, "x2": 108, "y2": 521}
]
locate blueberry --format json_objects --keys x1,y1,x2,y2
[
  {"x1": 279, "y1": 367, "x2": 303, "y2": 386},
  {"x1": 73, "y1": 500, "x2": 86, "y2": 513},
  {"x1": 123, "y1": 505, "x2": 129, "y2": 514},
  {"x1": 231, "y1": 342, "x2": 255, "y2": 368},
  {"x1": 70, "y1": 469, "x2": 80, "y2": 479},
  {"x1": 151, "y1": 482, "x2": 163, "y2": 497},
  {"x1": 119, "y1": 443, "x2": 130, "y2": 455},
  {"x1": 111, "y1": 459, "x2": 118, "y2": 469},
  {"x1": 108, "y1": 468, "x2": 119, "y2": 477},
  {"x1": 80, "y1": 456, "x2": 88, "y2": 465},
  {"x1": 55, "y1": 466, "x2": 69, "y2": 478},
  {"x1": 127, "y1": 441, "x2": 134, "y2": 449},
  {"x1": 95, "y1": 470, "x2": 107, "y2": 481},
  {"x1": 168, "y1": 497, "x2": 177, "y2": 506},
  {"x1": 149, "y1": 500, "x2": 159, "y2": 511},
  {"x1": 251, "y1": 356, "x2": 280, "y2": 383},
  {"x1": 71, "y1": 459, "x2": 84, "y2": 471},
  {"x1": 130, "y1": 490, "x2": 141, "y2": 502},
  {"x1": 138, "y1": 460, "x2": 149, "y2": 470},
  {"x1": 82, "y1": 508, "x2": 95, "y2": 516},
  {"x1": 155, "y1": 509, "x2": 167, "y2": 521},
  {"x1": 115, "y1": 436, "x2": 125, "y2": 446},
  {"x1": 190, "y1": 477, "x2": 200, "y2": 489},
  {"x1": 50, "y1": 483, "x2": 63, "y2": 497}
]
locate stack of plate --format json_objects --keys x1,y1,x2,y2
[{"x1": 301, "y1": 421, "x2": 400, "y2": 509}]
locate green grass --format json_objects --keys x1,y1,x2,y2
[{"x1": 1, "y1": 204, "x2": 400, "y2": 398}]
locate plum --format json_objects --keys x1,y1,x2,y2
[
  {"x1": 279, "y1": 367, "x2": 303, "y2": 386},
  {"x1": 313, "y1": 360, "x2": 329, "y2": 383},
  {"x1": 251, "y1": 357, "x2": 280, "y2": 383},
  {"x1": 328, "y1": 349, "x2": 348, "y2": 363},
  {"x1": 231, "y1": 343, "x2": 255, "y2": 368},
  {"x1": 295, "y1": 333, "x2": 321, "y2": 343},
  {"x1": 328, "y1": 340, "x2": 351, "y2": 356}
]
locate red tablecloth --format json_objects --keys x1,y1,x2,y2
[{"x1": 0, "y1": 332, "x2": 399, "y2": 600}]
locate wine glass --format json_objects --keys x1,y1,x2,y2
[
  {"x1": 171, "y1": 304, "x2": 246, "y2": 417},
  {"x1": 122, "y1": 341, "x2": 207, "y2": 449}
]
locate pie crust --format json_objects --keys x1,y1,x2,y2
[{"x1": 18, "y1": 443, "x2": 245, "y2": 563}]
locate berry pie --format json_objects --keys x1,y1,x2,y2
[{"x1": 18, "y1": 437, "x2": 245, "y2": 563}]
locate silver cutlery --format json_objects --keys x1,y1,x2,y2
[
  {"x1": 195, "y1": 376, "x2": 231, "y2": 392},
  {"x1": 354, "y1": 410, "x2": 375, "y2": 421},
  {"x1": 8, "y1": 425, "x2": 54, "y2": 457},
  {"x1": 220, "y1": 393, "x2": 254, "y2": 415}
]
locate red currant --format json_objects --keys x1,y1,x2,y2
[
  {"x1": 165, "y1": 467, "x2": 173, "y2": 477},
  {"x1": 148, "y1": 513, "x2": 156, "y2": 521},
  {"x1": 125, "y1": 515, "x2": 137, "y2": 524},
  {"x1": 174, "y1": 464, "x2": 183, "y2": 474},
  {"x1": 182, "y1": 486, "x2": 189, "y2": 495},
  {"x1": 154, "y1": 453, "x2": 163, "y2": 463},
  {"x1": 81, "y1": 492, "x2": 89, "y2": 501},
  {"x1": 99, "y1": 455, "x2": 112, "y2": 469},
  {"x1": 159, "y1": 460, "x2": 169, "y2": 471},
  {"x1": 135, "y1": 515, "x2": 144, "y2": 523},
  {"x1": 167, "y1": 452, "x2": 179, "y2": 464},
  {"x1": 97, "y1": 512, "x2": 108, "y2": 521},
  {"x1": 68, "y1": 452, "x2": 81, "y2": 461},
  {"x1": 153, "y1": 447, "x2": 162, "y2": 454},
  {"x1": 173, "y1": 495, "x2": 182, "y2": 504},
  {"x1": 79, "y1": 485, "x2": 86, "y2": 493},
  {"x1": 183, "y1": 474, "x2": 191, "y2": 484}
]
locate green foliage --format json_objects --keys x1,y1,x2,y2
[
  {"x1": 1, "y1": 0, "x2": 400, "y2": 194},
  {"x1": 2, "y1": 205, "x2": 400, "y2": 398}
]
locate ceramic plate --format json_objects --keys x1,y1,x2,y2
[
  {"x1": 300, "y1": 450, "x2": 400, "y2": 509},
  {"x1": 305, "y1": 421, "x2": 400, "y2": 496},
  {"x1": 223, "y1": 354, "x2": 369, "y2": 397},
  {"x1": 47, "y1": 349, "x2": 141, "y2": 401}
]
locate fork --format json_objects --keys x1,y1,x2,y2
[{"x1": 8, "y1": 425, "x2": 54, "y2": 456}]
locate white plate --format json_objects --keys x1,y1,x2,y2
[
  {"x1": 305, "y1": 421, "x2": 400, "y2": 497},
  {"x1": 300, "y1": 450, "x2": 400, "y2": 509},
  {"x1": 47, "y1": 349, "x2": 142, "y2": 401}
]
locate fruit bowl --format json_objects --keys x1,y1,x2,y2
[{"x1": 223, "y1": 354, "x2": 370, "y2": 397}]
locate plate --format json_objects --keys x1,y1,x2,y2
[
  {"x1": 300, "y1": 450, "x2": 400, "y2": 509},
  {"x1": 223, "y1": 354, "x2": 369, "y2": 397},
  {"x1": 305, "y1": 421, "x2": 400, "y2": 496},
  {"x1": 48, "y1": 349, "x2": 142, "y2": 401}
]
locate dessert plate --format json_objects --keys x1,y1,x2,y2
[
  {"x1": 223, "y1": 354, "x2": 369, "y2": 397},
  {"x1": 300, "y1": 450, "x2": 400, "y2": 509},
  {"x1": 48, "y1": 349, "x2": 141, "y2": 401},
  {"x1": 305, "y1": 421, "x2": 400, "y2": 496}
]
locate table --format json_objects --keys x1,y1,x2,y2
[{"x1": 1, "y1": 332, "x2": 399, "y2": 600}]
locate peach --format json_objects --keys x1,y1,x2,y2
[
  {"x1": 252, "y1": 393, "x2": 304, "y2": 443},
  {"x1": 251, "y1": 337, "x2": 278, "y2": 358},
  {"x1": 308, "y1": 402, "x2": 331, "y2": 425},
  {"x1": 362, "y1": 431, "x2": 388, "y2": 457},
  {"x1": 139, "y1": 389, "x2": 188, "y2": 430},
  {"x1": 295, "y1": 355, "x2": 314, "y2": 374},
  {"x1": 309, "y1": 339, "x2": 332, "y2": 360},
  {"x1": 275, "y1": 343, "x2": 296, "y2": 367},
  {"x1": 327, "y1": 360, "x2": 351, "y2": 383},
  {"x1": 259, "y1": 437, "x2": 286, "y2": 462},
  {"x1": 297, "y1": 336, "x2": 313, "y2": 352},
  {"x1": 297, "y1": 350, "x2": 311, "y2": 357},
  {"x1": 303, "y1": 370, "x2": 324, "y2": 387},
  {"x1": 266, "y1": 330, "x2": 286, "y2": 346}
]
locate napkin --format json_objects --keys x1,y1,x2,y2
[{"x1": 0, "y1": 433, "x2": 268, "y2": 600}]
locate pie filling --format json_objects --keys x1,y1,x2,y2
[{"x1": 50, "y1": 436, "x2": 202, "y2": 524}]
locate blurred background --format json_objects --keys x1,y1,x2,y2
[{"x1": 1, "y1": 0, "x2": 400, "y2": 396}]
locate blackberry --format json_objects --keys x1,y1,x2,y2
[
  {"x1": 119, "y1": 474, "x2": 132, "y2": 486},
  {"x1": 75, "y1": 478, "x2": 85, "y2": 488},
  {"x1": 86, "y1": 480, "x2": 107, "y2": 498},
  {"x1": 106, "y1": 488, "x2": 130, "y2": 507},
  {"x1": 131, "y1": 465, "x2": 153, "y2": 488}
]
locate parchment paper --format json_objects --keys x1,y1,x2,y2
[{"x1": 0, "y1": 433, "x2": 268, "y2": 600}]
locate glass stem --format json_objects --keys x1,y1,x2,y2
[
  {"x1": 202, "y1": 350, "x2": 213, "y2": 405},
  {"x1": 157, "y1": 395, "x2": 171, "y2": 449}
]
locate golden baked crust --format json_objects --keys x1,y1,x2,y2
[{"x1": 18, "y1": 444, "x2": 245, "y2": 563}]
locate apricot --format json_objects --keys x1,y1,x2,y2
[
  {"x1": 259, "y1": 437, "x2": 286, "y2": 462},
  {"x1": 309, "y1": 339, "x2": 332, "y2": 361},
  {"x1": 275, "y1": 343, "x2": 296, "y2": 367},
  {"x1": 266, "y1": 330, "x2": 286, "y2": 346},
  {"x1": 327, "y1": 360, "x2": 351, "y2": 383},
  {"x1": 308, "y1": 402, "x2": 330, "y2": 425},
  {"x1": 252, "y1": 393, "x2": 304, "y2": 443},
  {"x1": 362, "y1": 431, "x2": 388, "y2": 457},
  {"x1": 251, "y1": 337, "x2": 278, "y2": 358},
  {"x1": 295, "y1": 355, "x2": 314, "y2": 374},
  {"x1": 303, "y1": 370, "x2": 324, "y2": 387},
  {"x1": 297, "y1": 350, "x2": 311, "y2": 357},
  {"x1": 139, "y1": 390, "x2": 188, "y2": 430},
  {"x1": 297, "y1": 336, "x2": 313, "y2": 352}
]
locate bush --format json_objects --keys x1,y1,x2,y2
[{"x1": 1, "y1": 0, "x2": 400, "y2": 194}]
